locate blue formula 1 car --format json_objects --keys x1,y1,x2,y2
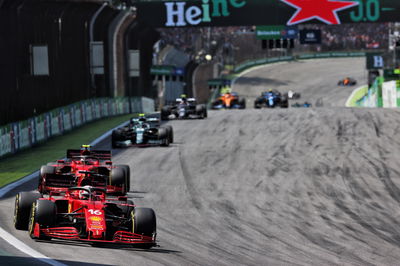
[
  {"x1": 291, "y1": 102, "x2": 312, "y2": 108},
  {"x1": 254, "y1": 90, "x2": 288, "y2": 108},
  {"x1": 111, "y1": 114, "x2": 173, "y2": 148}
]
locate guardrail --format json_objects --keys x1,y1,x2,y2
[
  {"x1": 0, "y1": 97, "x2": 154, "y2": 158},
  {"x1": 233, "y1": 52, "x2": 366, "y2": 74}
]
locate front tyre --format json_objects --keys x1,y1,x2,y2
[
  {"x1": 14, "y1": 191, "x2": 41, "y2": 230},
  {"x1": 29, "y1": 200, "x2": 56, "y2": 240},
  {"x1": 165, "y1": 125, "x2": 174, "y2": 143},
  {"x1": 132, "y1": 207, "x2": 157, "y2": 249}
]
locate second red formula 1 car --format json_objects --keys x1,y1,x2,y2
[{"x1": 38, "y1": 145, "x2": 130, "y2": 195}]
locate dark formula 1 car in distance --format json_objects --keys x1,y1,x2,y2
[
  {"x1": 254, "y1": 90, "x2": 288, "y2": 108},
  {"x1": 338, "y1": 77, "x2": 357, "y2": 86},
  {"x1": 291, "y1": 102, "x2": 312, "y2": 108},
  {"x1": 39, "y1": 145, "x2": 130, "y2": 195},
  {"x1": 112, "y1": 114, "x2": 173, "y2": 148},
  {"x1": 14, "y1": 186, "x2": 157, "y2": 248},
  {"x1": 161, "y1": 95, "x2": 207, "y2": 120},
  {"x1": 211, "y1": 92, "x2": 246, "y2": 109}
]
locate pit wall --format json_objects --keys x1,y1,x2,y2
[
  {"x1": 0, "y1": 97, "x2": 154, "y2": 158},
  {"x1": 356, "y1": 78, "x2": 400, "y2": 108}
]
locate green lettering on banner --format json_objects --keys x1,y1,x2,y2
[
  {"x1": 202, "y1": 0, "x2": 211, "y2": 22},
  {"x1": 230, "y1": 0, "x2": 245, "y2": 8},
  {"x1": 256, "y1": 25, "x2": 284, "y2": 40},
  {"x1": 212, "y1": 0, "x2": 230, "y2": 17}
]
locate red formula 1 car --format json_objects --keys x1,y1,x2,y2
[
  {"x1": 38, "y1": 145, "x2": 130, "y2": 195},
  {"x1": 14, "y1": 186, "x2": 157, "y2": 248}
]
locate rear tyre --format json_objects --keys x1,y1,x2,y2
[
  {"x1": 29, "y1": 200, "x2": 56, "y2": 240},
  {"x1": 281, "y1": 95, "x2": 289, "y2": 108},
  {"x1": 196, "y1": 104, "x2": 206, "y2": 119},
  {"x1": 161, "y1": 106, "x2": 171, "y2": 121},
  {"x1": 115, "y1": 165, "x2": 130, "y2": 192},
  {"x1": 111, "y1": 130, "x2": 121, "y2": 149},
  {"x1": 39, "y1": 165, "x2": 56, "y2": 193},
  {"x1": 40, "y1": 165, "x2": 55, "y2": 177},
  {"x1": 14, "y1": 191, "x2": 41, "y2": 230},
  {"x1": 239, "y1": 99, "x2": 246, "y2": 109},
  {"x1": 110, "y1": 168, "x2": 127, "y2": 195},
  {"x1": 110, "y1": 167, "x2": 126, "y2": 186}
]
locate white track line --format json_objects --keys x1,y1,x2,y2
[
  {"x1": 0, "y1": 227, "x2": 67, "y2": 266},
  {"x1": 0, "y1": 119, "x2": 130, "y2": 265}
]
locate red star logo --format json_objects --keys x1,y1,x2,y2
[{"x1": 281, "y1": 0, "x2": 359, "y2": 25}]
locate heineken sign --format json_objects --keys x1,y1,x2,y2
[
  {"x1": 164, "y1": 0, "x2": 246, "y2": 27},
  {"x1": 136, "y1": 0, "x2": 400, "y2": 28}
]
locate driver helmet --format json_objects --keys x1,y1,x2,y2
[
  {"x1": 79, "y1": 186, "x2": 92, "y2": 200},
  {"x1": 80, "y1": 144, "x2": 91, "y2": 156},
  {"x1": 268, "y1": 89, "x2": 273, "y2": 92},
  {"x1": 138, "y1": 113, "x2": 146, "y2": 122},
  {"x1": 180, "y1": 94, "x2": 188, "y2": 103}
]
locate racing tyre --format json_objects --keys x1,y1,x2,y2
[
  {"x1": 132, "y1": 207, "x2": 156, "y2": 248},
  {"x1": 115, "y1": 164, "x2": 130, "y2": 192},
  {"x1": 14, "y1": 191, "x2": 41, "y2": 230},
  {"x1": 239, "y1": 99, "x2": 246, "y2": 109},
  {"x1": 110, "y1": 168, "x2": 126, "y2": 193},
  {"x1": 161, "y1": 106, "x2": 171, "y2": 121},
  {"x1": 281, "y1": 96, "x2": 289, "y2": 108},
  {"x1": 40, "y1": 165, "x2": 56, "y2": 177},
  {"x1": 159, "y1": 128, "x2": 169, "y2": 147},
  {"x1": 39, "y1": 165, "x2": 56, "y2": 193},
  {"x1": 165, "y1": 125, "x2": 174, "y2": 143},
  {"x1": 29, "y1": 200, "x2": 56, "y2": 240},
  {"x1": 111, "y1": 130, "x2": 121, "y2": 149},
  {"x1": 196, "y1": 104, "x2": 206, "y2": 119},
  {"x1": 46, "y1": 162, "x2": 57, "y2": 166}
]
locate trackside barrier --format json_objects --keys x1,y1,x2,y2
[
  {"x1": 356, "y1": 77, "x2": 383, "y2": 107},
  {"x1": 233, "y1": 52, "x2": 365, "y2": 73},
  {"x1": 0, "y1": 97, "x2": 154, "y2": 158}
]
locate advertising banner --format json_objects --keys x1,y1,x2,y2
[
  {"x1": 299, "y1": 29, "x2": 321, "y2": 44},
  {"x1": 366, "y1": 53, "x2": 384, "y2": 69},
  {"x1": 136, "y1": 0, "x2": 400, "y2": 27},
  {"x1": 382, "y1": 80, "x2": 397, "y2": 107}
]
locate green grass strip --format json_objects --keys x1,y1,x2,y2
[{"x1": 0, "y1": 114, "x2": 133, "y2": 188}]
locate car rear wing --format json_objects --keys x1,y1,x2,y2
[
  {"x1": 175, "y1": 98, "x2": 196, "y2": 102},
  {"x1": 66, "y1": 149, "x2": 112, "y2": 160},
  {"x1": 45, "y1": 174, "x2": 76, "y2": 188},
  {"x1": 131, "y1": 117, "x2": 160, "y2": 126}
]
